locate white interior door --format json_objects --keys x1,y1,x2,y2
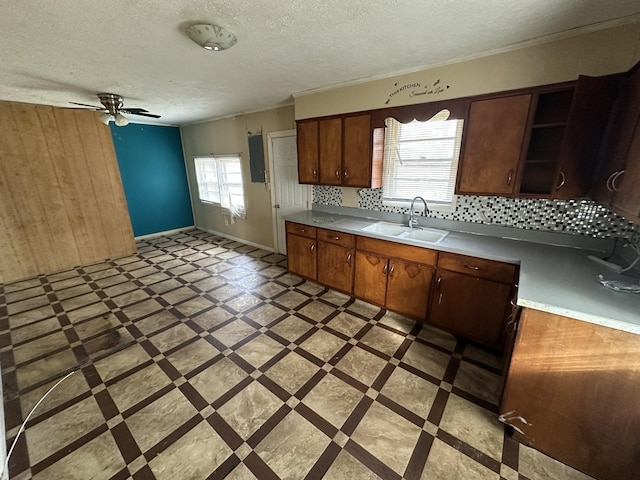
[{"x1": 268, "y1": 131, "x2": 310, "y2": 254}]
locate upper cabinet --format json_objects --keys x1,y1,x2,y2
[
  {"x1": 296, "y1": 120, "x2": 319, "y2": 184},
  {"x1": 297, "y1": 70, "x2": 627, "y2": 204},
  {"x1": 296, "y1": 113, "x2": 382, "y2": 188},
  {"x1": 457, "y1": 94, "x2": 531, "y2": 196},
  {"x1": 592, "y1": 65, "x2": 640, "y2": 223},
  {"x1": 523, "y1": 76, "x2": 617, "y2": 199},
  {"x1": 457, "y1": 75, "x2": 617, "y2": 198},
  {"x1": 318, "y1": 118, "x2": 342, "y2": 185}
]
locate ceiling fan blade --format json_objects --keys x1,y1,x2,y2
[
  {"x1": 70, "y1": 102, "x2": 102, "y2": 109},
  {"x1": 121, "y1": 107, "x2": 149, "y2": 113},
  {"x1": 126, "y1": 111, "x2": 161, "y2": 118}
]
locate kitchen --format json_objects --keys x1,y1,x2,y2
[{"x1": 1, "y1": 3, "x2": 640, "y2": 480}]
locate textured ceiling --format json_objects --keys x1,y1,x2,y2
[{"x1": 0, "y1": 0, "x2": 639, "y2": 126}]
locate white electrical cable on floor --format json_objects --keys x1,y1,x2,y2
[{"x1": 0, "y1": 370, "x2": 77, "y2": 478}]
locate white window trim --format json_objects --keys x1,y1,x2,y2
[
  {"x1": 381, "y1": 114, "x2": 464, "y2": 214},
  {"x1": 193, "y1": 154, "x2": 246, "y2": 220}
]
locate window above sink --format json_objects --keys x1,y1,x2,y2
[{"x1": 381, "y1": 110, "x2": 464, "y2": 214}]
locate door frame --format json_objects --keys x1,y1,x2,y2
[{"x1": 267, "y1": 129, "x2": 312, "y2": 254}]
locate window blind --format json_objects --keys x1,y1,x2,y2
[
  {"x1": 381, "y1": 116, "x2": 464, "y2": 211},
  {"x1": 194, "y1": 155, "x2": 246, "y2": 218}
]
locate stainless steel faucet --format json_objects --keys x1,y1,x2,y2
[{"x1": 409, "y1": 196, "x2": 429, "y2": 228}]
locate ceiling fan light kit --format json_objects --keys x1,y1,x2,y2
[
  {"x1": 185, "y1": 23, "x2": 237, "y2": 51},
  {"x1": 98, "y1": 112, "x2": 112, "y2": 125},
  {"x1": 114, "y1": 113, "x2": 129, "y2": 126}
]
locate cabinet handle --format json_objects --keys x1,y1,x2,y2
[
  {"x1": 507, "y1": 169, "x2": 514, "y2": 186},
  {"x1": 335, "y1": 168, "x2": 341, "y2": 179},
  {"x1": 611, "y1": 170, "x2": 626, "y2": 192},
  {"x1": 344, "y1": 169, "x2": 349, "y2": 179},
  {"x1": 464, "y1": 264, "x2": 480, "y2": 270},
  {"x1": 346, "y1": 253, "x2": 352, "y2": 265},
  {"x1": 334, "y1": 236, "x2": 340, "y2": 240},
  {"x1": 382, "y1": 263, "x2": 389, "y2": 275},
  {"x1": 510, "y1": 299, "x2": 518, "y2": 308},
  {"x1": 389, "y1": 265, "x2": 395, "y2": 276},
  {"x1": 438, "y1": 292, "x2": 443, "y2": 305},
  {"x1": 436, "y1": 276, "x2": 442, "y2": 288},
  {"x1": 313, "y1": 168, "x2": 317, "y2": 178},
  {"x1": 506, "y1": 316, "x2": 515, "y2": 335},
  {"x1": 310, "y1": 244, "x2": 315, "y2": 253},
  {"x1": 605, "y1": 171, "x2": 617, "y2": 192},
  {"x1": 297, "y1": 228, "x2": 306, "y2": 233},
  {"x1": 555, "y1": 170, "x2": 566, "y2": 190}
]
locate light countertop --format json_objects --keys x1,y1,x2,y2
[{"x1": 285, "y1": 210, "x2": 640, "y2": 335}]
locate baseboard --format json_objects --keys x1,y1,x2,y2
[
  {"x1": 135, "y1": 226, "x2": 196, "y2": 241},
  {"x1": 195, "y1": 227, "x2": 275, "y2": 253}
]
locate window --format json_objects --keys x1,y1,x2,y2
[
  {"x1": 194, "y1": 155, "x2": 246, "y2": 218},
  {"x1": 382, "y1": 112, "x2": 464, "y2": 212}
]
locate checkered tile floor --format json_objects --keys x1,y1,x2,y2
[{"x1": 0, "y1": 229, "x2": 594, "y2": 480}]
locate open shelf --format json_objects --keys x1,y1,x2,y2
[
  {"x1": 520, "y1": 161, "x2": 558, "y2": 195},
  {"x1": 526, "y1": 126, "x2": 566, "y2": 160},
  {"x1": 520, "y1": 88, "x2": 575, "y2": 195},
  {"x1": 534, "y1": 89, "x2": 574, "y2": 125}
]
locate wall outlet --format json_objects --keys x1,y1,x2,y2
[{"x1": 224, "y1": 219, "x2": 229, "y2": 226}]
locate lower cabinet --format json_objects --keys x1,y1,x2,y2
[
  {"x1": 286, "y1": 233, "x2": 316, "y2": 280},
  {"x1": 501, "y1": 308, "x2": 640, "y2": 480},
  {"x1": 353, "y1": 237, "x2": 436, "y2": 321},
  {"x1": 286, "y1": 221, "x2": 517, "y2": 348},
  {"x1": 385, "y1": 259, "x2": 434, "y2": 320},
  {"x1": 428, "y1": 252, "x2": 517, "y2": 348},
  {"x1": 285, "y1": 222, "x2": 317, "y2": 280},
  {"x1": 317, "y1": 229, "x2": 355, "y2": 294},
  {"x1": 353, "y1": 251, "x2": 388, "y2": 305},
  {"x1": 429, "y1": 270, "x2": 512, "y2": 348}
]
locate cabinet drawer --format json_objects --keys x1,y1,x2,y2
[
  {"x1": 317, "y1": 228, "x2": 354, "y2": 247},
  {"x1": 437, "y1": 252, "x2": 516, "y2": 284},
  {"x1": 357, "y1": 236, "x2": 437, "y2": 266},
  {"x1": 286, "y1": 221, "x2": 316, "y2": 239}
]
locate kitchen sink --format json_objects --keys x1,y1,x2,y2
[
  {"x1": 360, "y1": 221, "x2": 449, "y2": 244},
  {"x1": 360, "y1": 222, "x2": 408, "y2": 236},
  {"x1": 398, "y1": 228, "x2": 449, "y2": 244}
]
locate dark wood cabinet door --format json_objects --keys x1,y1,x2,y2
[
  {"x1": 385, "y1": 259, "x2": 433, "y2": 321},
  {"x1": 296, "y1": 120, "x2": 319, "y2": 184},
  {"x1": 342, "y1": 114, "x2": 372, "y2": 188},
  {"x1": 319, "y1": 118, "x2": 342, "y2": 185},
  {"x1": 317, "y1": 242, "x2": 354, "y2": 294},
  {"x1": 286, "y1": 234, "x2": 316, "y2": 280},
  {"x1": 553, "y1": 75, "x2": 617, "y2": 199},
  {"x1": 353, "y1": 251, "x2": 388, "y2": 307},
  {"x1": 457, "y1": 94, "x2": 531, "y2": 195},
  {"x1": 593, "y1": 66, "x2": 640, "y2": 206},
  {"x1": 429, "y1": 270, "x2": 510, "y2": 348},
  {"x1": 610, "y1": 111, "x2": 640, "y2": 220}
]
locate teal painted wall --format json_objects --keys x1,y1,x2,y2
[{"x1": 110, "y1": 124, "x2": 193, "y2": 236}]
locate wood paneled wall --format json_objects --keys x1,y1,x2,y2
[{"x1": 0, "y1": 101, "x2": 136, "y2": 284}]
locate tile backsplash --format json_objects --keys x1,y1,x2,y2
[{"x1": 313, "y1": 186, "x2": 639, "y2": 239}]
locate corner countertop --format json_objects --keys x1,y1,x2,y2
[{"x1": 285, "y1": 210, "x2": 640, "y2": 335}]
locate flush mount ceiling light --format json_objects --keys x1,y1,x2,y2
[{"x1": 185, "y1": 23, "x2": 237, "y2": 51}]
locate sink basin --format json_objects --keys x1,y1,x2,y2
[
  {"x1": 360, "y1": 222, "x2": 407, "y2": 236},
  {"x1": 398, "y1": 228, "x2": 449, "y2": 244},
  {"x1": 361, "y1": 221, "x2": 449, "y2": 244}
]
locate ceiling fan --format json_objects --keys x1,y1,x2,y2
[{"x1": 71, "y1": 93, "x2": 161, "y2": 126}]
